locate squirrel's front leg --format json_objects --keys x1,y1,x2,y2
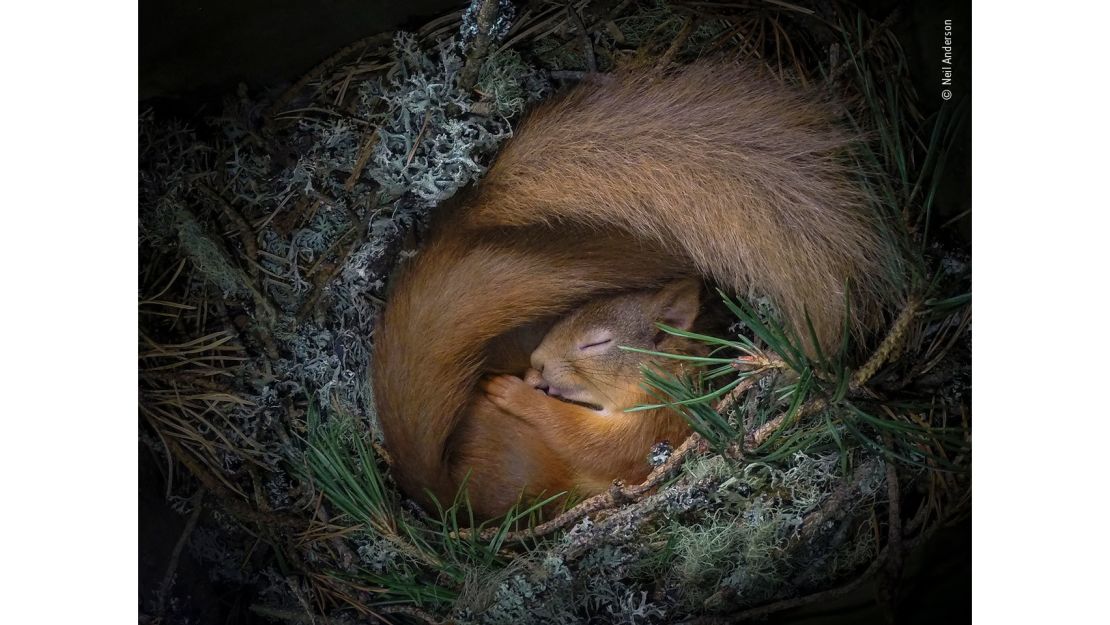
[
  {"x1": 482, "y1": 375, "x2": 645, "y2": 486},
  {"x1": 481, "y1": 374, "x2": 562, "y2": 422},
  {"x1": 482, "y1": 374, "x2": 604, "y2": 462},
  {"x1": 481, "y1": 374, "x2": 536, "y2": 411}
]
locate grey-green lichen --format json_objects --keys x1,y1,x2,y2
[
  {"x1": 141, "y1": 28, "x2": 550, "y2": 484},
  {"x1": 460, "y1": 0, "x2": 517, "y2": 45},
  {"x1": 443, "y1": 452, "x2": 883, "y2": 623},
  {"x1": 362, "y1": 34, "x2": 548, "y2": 206},
  {"x1": 664, "y1": 453, "x2": 871, "y2": 609}
]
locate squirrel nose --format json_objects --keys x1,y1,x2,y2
[{"x1": 523, "y1": 368, "x2": 547, "y2": 391}]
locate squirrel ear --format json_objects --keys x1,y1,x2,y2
[{"x1": 652, "y1": 278, "x2": 702, "y2": 332}]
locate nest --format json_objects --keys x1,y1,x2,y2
[{"x1": 139, "y1": 1, "x2": 970, "y2": 623}]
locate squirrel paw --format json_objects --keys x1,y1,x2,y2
[{"x1": 481, "y1": 374, "x2": 540, "y2": 414}]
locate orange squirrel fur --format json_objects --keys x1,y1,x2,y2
[
  {"x1": 372, "y1": 63, "x2": 894, "y2": 520},
  {"x1": 481, "y1": 279, "x2": 704, "y2": 496}
]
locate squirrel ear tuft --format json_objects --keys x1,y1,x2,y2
[{"x1": 652, "y1": 278, "x2": 702, "y2": 332}]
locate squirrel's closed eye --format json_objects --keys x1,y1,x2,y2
[{"x1": 578, "y1": 334, "x2": 613, "y2": 351}]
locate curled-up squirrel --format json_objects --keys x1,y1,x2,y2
[
  {"x1": 373, "y1": 63, "x2": 896, "y2": 520},
  {"x1": 482, "y1": 278, "x2": 703, "y2": 497}
]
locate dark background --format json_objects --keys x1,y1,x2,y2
[
  {"x1": 141, "y1": 1, "x2": 463, "y2": 108},
  {"x1": 139, "y1": 1, "x2": 970, "y2": 623}
]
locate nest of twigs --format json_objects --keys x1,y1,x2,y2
[{"x1": 139, "y1": 1, "x2": 970, "y2": 623}]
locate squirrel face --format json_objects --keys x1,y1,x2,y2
[{"x1": 524, "y1": 279, "x2": 702, "y2": 415}]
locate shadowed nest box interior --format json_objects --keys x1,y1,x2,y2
[{"x1": 139, "y1": 1, "x2": 970, "y2": 623}]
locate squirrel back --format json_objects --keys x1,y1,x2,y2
[{"x1": 373, "y1": 63, "x2": 895, "y2": 516}]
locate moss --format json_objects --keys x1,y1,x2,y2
[{"x1": 653, "y1": 453, "x2": 883, "y2": 610}]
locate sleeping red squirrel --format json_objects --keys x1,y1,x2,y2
[
  {"x1": 481, "y1": 278, "x2": 703, "y2": 499},
  {"x1": 372, "y1": 63, "x2": 894, "y2": 520}
]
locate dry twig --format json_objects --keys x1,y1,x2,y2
[
  {"x1": 851, "y1": 295, "x2": 921, "y2": 390},
  {"x1": 459, "y1": 0, "x2": 502, "y2": 92},
  {"x1": 566, "y1": 4, "x2": 598, "y2": 73},
  {"x1": 654, "y1": 16, "x2": 696, "y2": 71}
]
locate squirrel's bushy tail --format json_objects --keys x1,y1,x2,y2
[{"x1": 467, "y1": 63, "x2": 896, "y2": 345}]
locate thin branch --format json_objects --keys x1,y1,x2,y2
[
  {"x1": 343, "y1": 129, "x2": 381, "y2": 192},
  {"x1": 566, "y1": 4, "x2": 597, "y2": 73},
  {"x1": 738, "y1": 397, "x2": 828, "y2": 455},
  {"x1": 851, "y1": 295, "x2": 921, "y2": 390},
  {"x1": 654, "y1": 16, "x2": 696, "y2": 71},
  {"x1": 560, "y1": 476, "x2": 720, "y2": 563},
  {"x1": 295, "y1": 229, "x2": 366, "y2": 323},
  {"x1": 458, "y1": 0, "x2": 502, "y2": 92},
  {"x1": 878, "y1": 442, "x2": 904, "y2": 621},
  {"x1": 197, "y1": 182, "x2": 260, "y2": 278},
  {"x1": 798, "y1": 459, "x2": 882, "y2": 536}
]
